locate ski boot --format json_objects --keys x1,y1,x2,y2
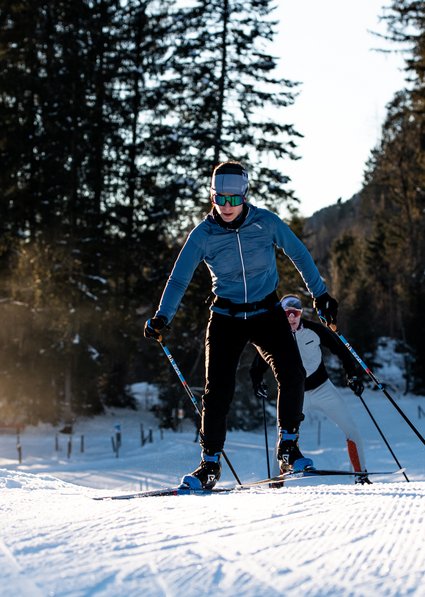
[
  {"x1": 180, "y1": 451, "x2": 222, "y2": 490},
  {"x1": 277, "y1": 428, "x2": 314, "y2": 474},
  {"x1": 355, "y1": 472, "x2": 372, "y2": 485}
]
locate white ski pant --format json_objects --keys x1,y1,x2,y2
[{"x1": 272, "y1": 379, "x2": 367, "y2": 474}]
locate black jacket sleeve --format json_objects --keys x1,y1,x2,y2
[
  {"x1": 302, "y1": 319, "x2": 359, "y2": 378},
  {"x1": 250, "y1": 351, "x2": 270, "y2": 385}
]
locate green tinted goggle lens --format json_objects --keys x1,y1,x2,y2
[{"x1": 213, "y1": 194, "x2": 245, "y2": 207}]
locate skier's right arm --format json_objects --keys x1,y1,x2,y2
[{"x1": 144, "y1": 230, "x2": 205, "y2": 340}]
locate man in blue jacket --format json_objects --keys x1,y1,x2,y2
[{"x1": 144, "y1": 161, "x2": 337, "y2": 489}]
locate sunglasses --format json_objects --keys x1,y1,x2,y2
[
  {"x1": 285, "y1": 308, "x2": 303, "y2": 317},
  {"x1": 212, "y1": 193, "x2": 245, "y2": 207}
]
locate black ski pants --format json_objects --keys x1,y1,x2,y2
[{"x1": 200, "y1": 307, "x2": 306, "y2": 454}]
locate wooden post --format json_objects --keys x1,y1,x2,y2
[
  {"x1": 111, "y1": 436, "x2": 119, "y2": 457},
  {"x1": 16, "y1": 431, "x2": 22, "y2": 464},
  {"x1": 67, "y1": 436, "x2": 72, "y2": 458}
]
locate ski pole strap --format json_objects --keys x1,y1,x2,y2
[{"x1": 317, "y1": 312, "x2": 337, "y2": 332}]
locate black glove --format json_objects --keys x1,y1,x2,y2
[
  {"x1": 253, "y1": 380, "x2": 268, "y2": 400},
  {"x1": 313, "y1": 292, "x2": 338, "y2": 327},
  {"x1": 347, "y1": 375, "x2": 364, "y2": 396},
  {"x1": 144, "y1": 315, "x2": 167, "y2": 340}
]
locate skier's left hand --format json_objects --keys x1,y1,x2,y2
[
  {"x1": 347, "y1": 375, "x2": 364, "y2": 396},
  {"x1": 313, "y1": 292, "x2": 338, "y2": 328}
]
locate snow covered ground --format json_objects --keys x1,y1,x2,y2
[{"x1": 1, "y1": 384, "x2": 424, "y2": 596}]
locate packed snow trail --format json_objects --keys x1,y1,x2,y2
[
  {"x1": 0, "y1": 387, "x2": 424, "y2": 596},
  {"x1": 0, "y1": 471, "x2": 424, "y2": 597},
  {"x1": 0, "y1": 537, "x2": 44, "y2": 597}
]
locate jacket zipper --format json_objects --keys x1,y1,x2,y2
[{"x1": 235, "y1": 230, "x2": 248, "y2": 319}]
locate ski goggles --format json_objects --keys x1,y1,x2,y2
[
  {"x1": 284, "y1": 308, "x2": 303, "y2": 318},
  {"x1": 212, "y1": 193, "x2": 245, "y2": 207}
]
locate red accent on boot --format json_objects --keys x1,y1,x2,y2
[{"x1": 347, "y1": 439, "x2": 362, "y2": 472}]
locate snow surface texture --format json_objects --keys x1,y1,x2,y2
[{"x1": 1, "y1": 385, "x2": 424, "y2": 597}]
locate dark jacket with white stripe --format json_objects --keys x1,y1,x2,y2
[{"x1": 250, "y1": 318, "x2": 357, "y2": 391}]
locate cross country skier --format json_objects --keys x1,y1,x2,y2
[
  {"x1": 250, "y1": 294, "x2": 371, "y2": 484},
  {"x1": 144, "y1": 161, "x2": 338, "y2": 489}
]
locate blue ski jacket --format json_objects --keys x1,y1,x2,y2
[{"x1": 155, "y1": 203, "x2": 327, "y2": 323}]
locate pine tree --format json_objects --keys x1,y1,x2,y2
[
  {"x1": 349, "y1": 0, "x2": 425, "y2": 390},
  {"x1": 0, "y1": 0, "x2": 178, "y2": 422},
  {"x1": 160, "y1": 0, "x2": 302, "y2": 225}
]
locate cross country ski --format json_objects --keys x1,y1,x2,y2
[{"x1": 93, "y1": 468, "x2": 405, "y2": 500}]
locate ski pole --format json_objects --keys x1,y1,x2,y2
[
  {"x1": 260, "y1": 388, "x2": 271, "y2": 478},
  {"x1": 318, "y1": 315, "x2": 425, "y2": 448},
  {"x1": 159, "y1": 341, "x2": 242, "y2": 485},
  {"x1": 353, "y1": 388, "x2": 409, "y2": 482}
]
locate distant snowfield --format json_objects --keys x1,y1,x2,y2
[{"x1": 1, "y1": 386, "x2": 424, "y2": 596}]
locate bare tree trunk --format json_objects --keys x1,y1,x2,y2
[{"x1": 214, "y1": 0, "x2": 229, "y2": 165}]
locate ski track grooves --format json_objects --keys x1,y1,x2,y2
[
  {"x1": 120, "y1": 486, "x2": 425, "y2": 596},
  {"x1": 0, "y1": 539, "x2": 45, "y2": 597}
]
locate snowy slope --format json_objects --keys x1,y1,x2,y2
[{"x1": 1, "y1": 387, "x2": 424, "y2": 597}]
